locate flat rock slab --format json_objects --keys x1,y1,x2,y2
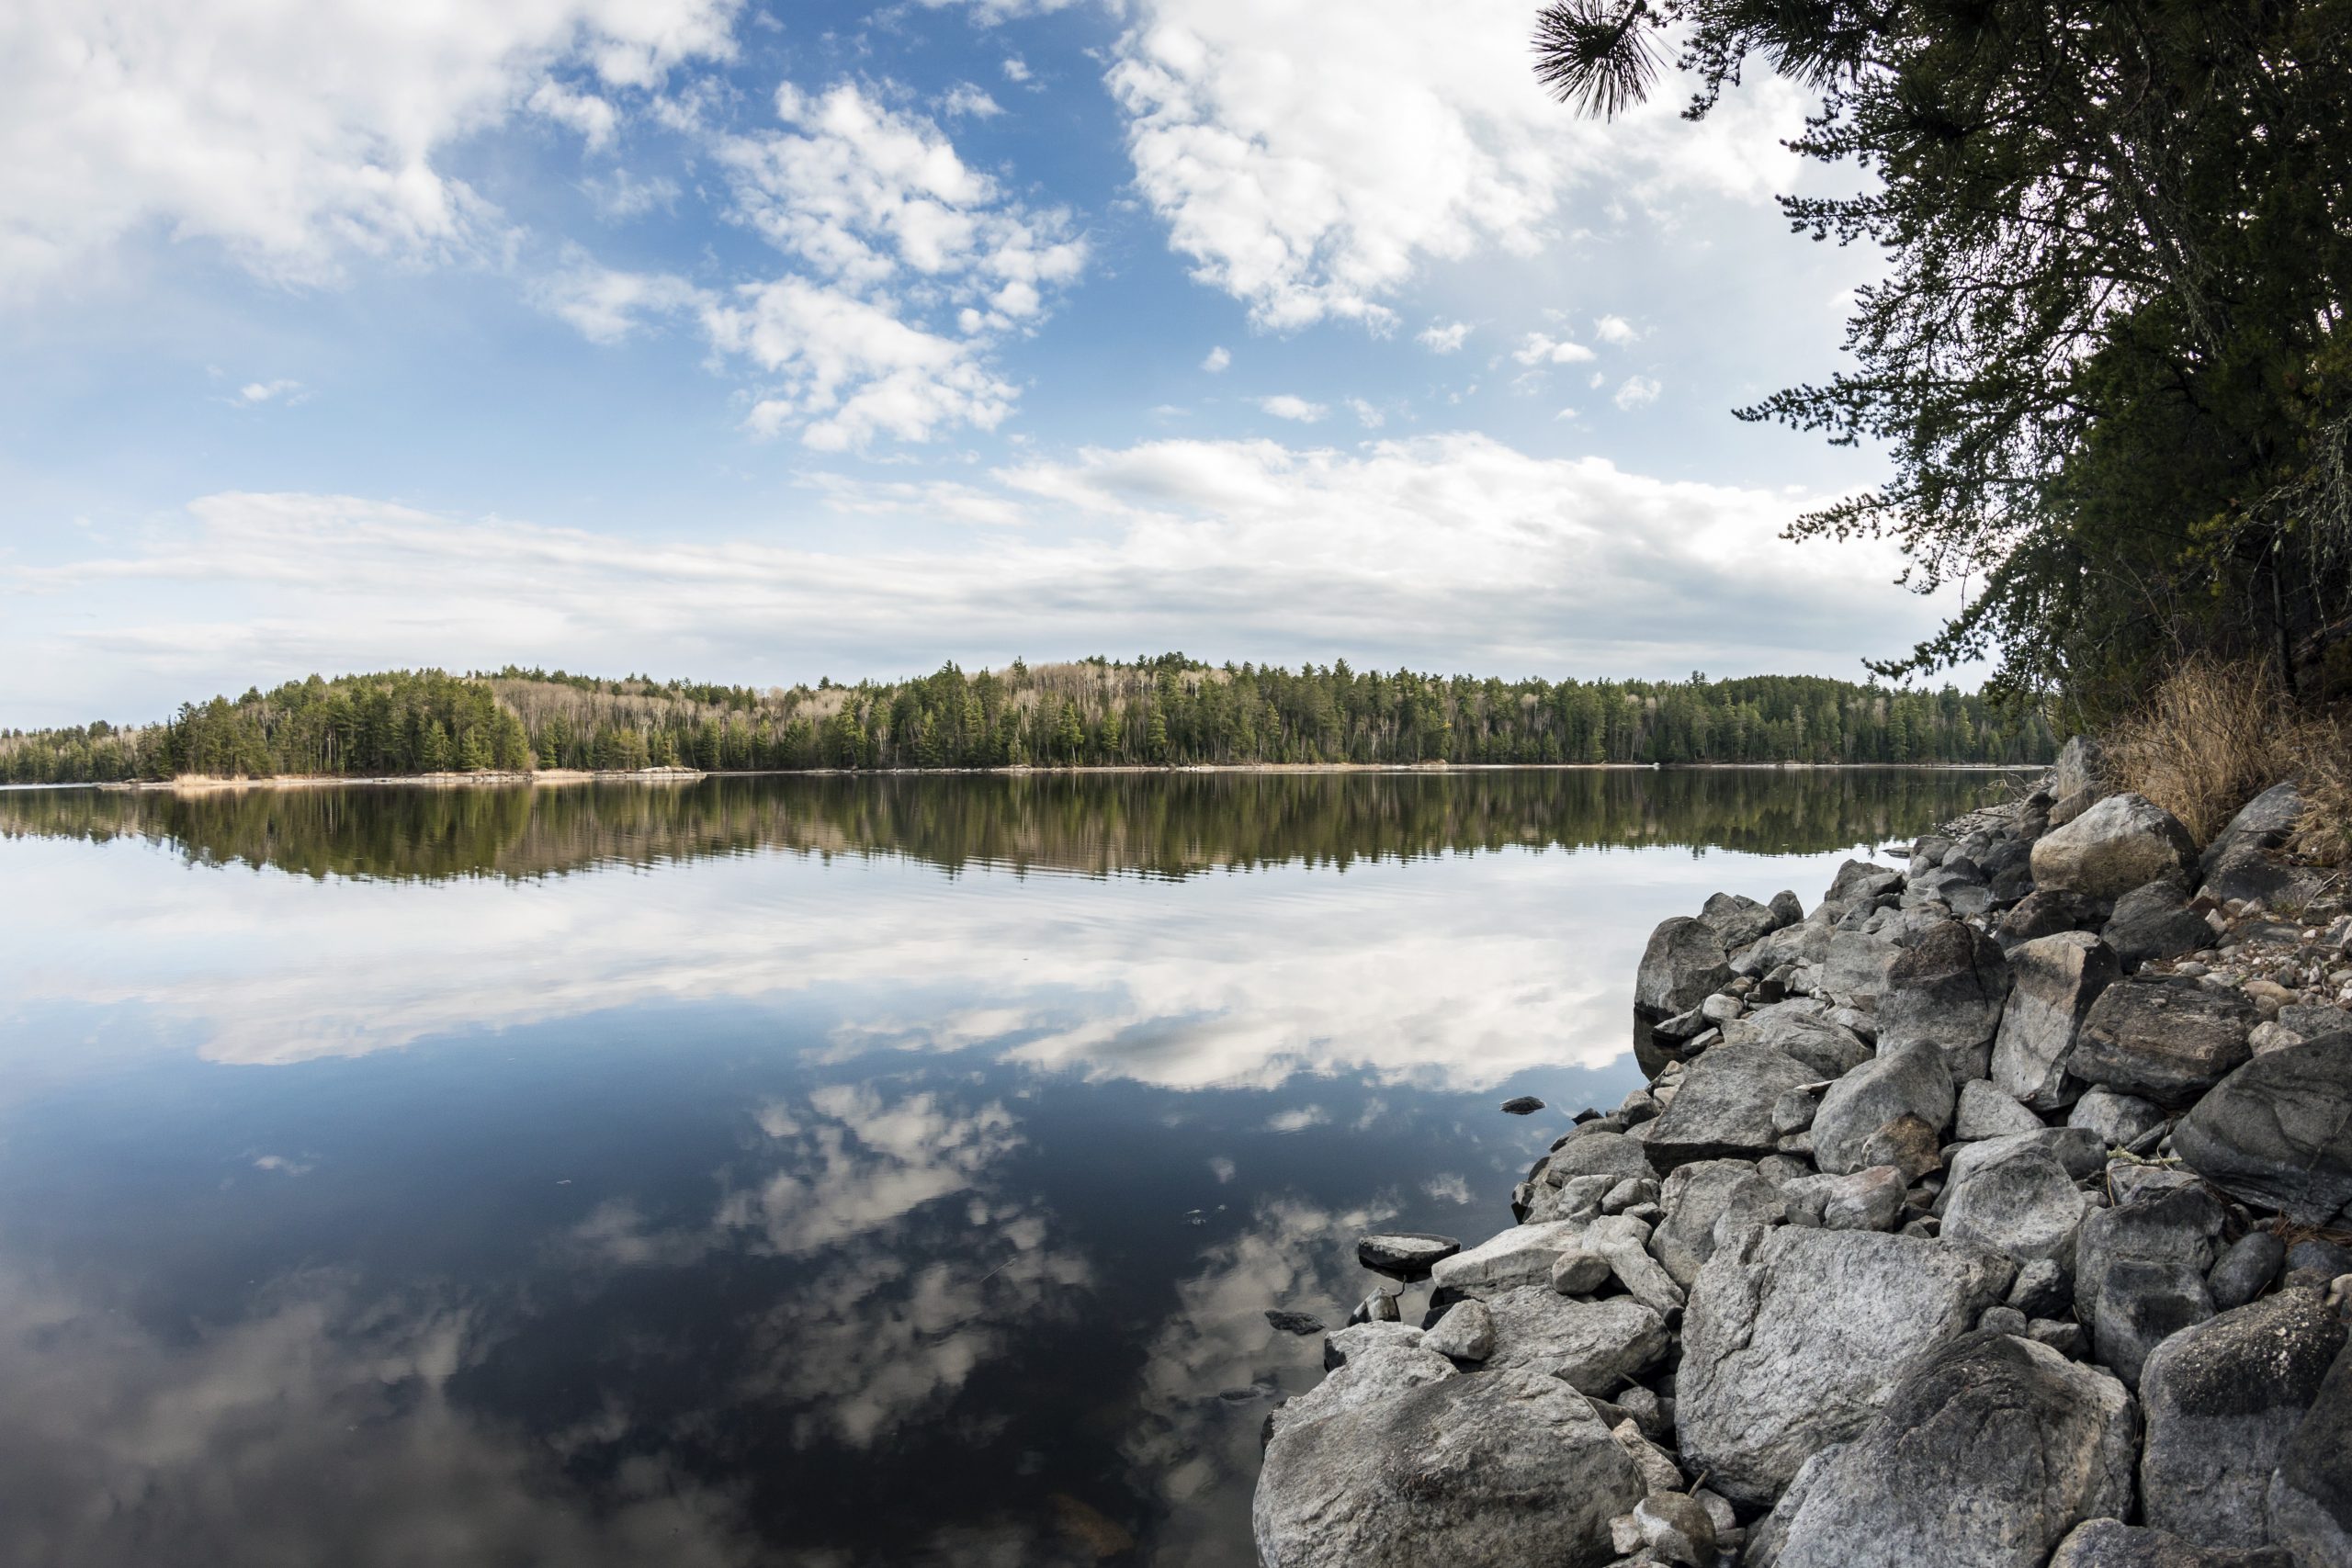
[
  {"x1": 2177, "y1": 1036, "x2": 2352, "y2": 1224},
  {"x1": 1480, "y1": 1286, "x2": 1671, "y2": 1394},
  {"x1": 1354, "y1": 1231, "x2": 1460, "y2": 1279},
  {"x1": 1640, "y1": 1041, "x2": 1817, "y2": 1168},
  {"x1": 1430, "y1": 1221, "x2": 1588, "y2": 1298},
  {"x1": 2071, "y1": 977, "x2": 2256, "y2": 1107},
  {"x1": 1255, "y1": 1365, "x2": 1644, "y2": 1568},
  {"x1": 1676, "y1": 1225, "x2": 2015, "y2": 1506},
  {"x1": 1756, "y1": 1332, "x2": 2136, "y2": 1568}
]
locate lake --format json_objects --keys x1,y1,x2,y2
[{"x1": 0, "y1": 768, "x2": 2014, "y2": 1568}]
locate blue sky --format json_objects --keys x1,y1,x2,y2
[{"x1": 1, "y1": 0, "x2": 1959, "y2": 728}]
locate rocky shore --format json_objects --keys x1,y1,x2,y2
[{"x1": 1254, "y1": 742, "x2": 2352, "y2": 1568}]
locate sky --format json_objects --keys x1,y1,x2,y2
[{"x1": 0, "y1": 0, "x2": 1961, "y2": 728}]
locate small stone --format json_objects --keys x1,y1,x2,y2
[
  {"x1": 1551, "y1": 1245, "x2": 1613, "y2": 1296},
  {"x1": 2206, "y1": 1232, "x2": 2286, "y2": 1311},
  {"x1": 2069, "y1": 1088, "x2": 2165, "y2": 1149},
  {"x1": 2030, "y1": 1318, "x2": 2088, "y2": 1359},
  {"x1": 1980, "y1": 1303, "x2": 2030, "y2": 1336},
  {"x1": 1634, "y1": 1492, "x2": 1717, "y2": 1566},
  {"x1": 2010, "y1": 1258, "x2": 2072, "y2": 1317},
  {"x1": 1500, "y1": 1095, "x2": 1545, "y2": 1115},
  {"x1": 1347, "y1": 1288, "x2": 1400, "y2": 1325},
  {"x1": 1264, "y1": 1309, "x2": 1324, "y2": 1337},
  {"x1": 1420, "y1": 1298, "x2": 1495, "y2": 1362},
  {"x1": 1859, "y1": 1111, "x2": 1946, "y2": 1184},
  {"x1": 1612, "y1": 1419, "x2": 1687, "y2": 1495},
  {"x1": 1957, "y1": 1078, "x2": 2046, "y2": 1140}
]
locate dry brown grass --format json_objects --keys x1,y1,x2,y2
[{"x1": 2105, "y1": 655, "x2": 2352, "y2": 862}]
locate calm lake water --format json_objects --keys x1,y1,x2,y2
[{"x1": 0, "y1": 768, "x2": 2012, "y2": 1568}]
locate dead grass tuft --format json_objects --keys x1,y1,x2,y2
[{"x1": 2105, "y1": 655, "x2": 2352, "y2": 863}]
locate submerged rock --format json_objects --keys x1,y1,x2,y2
[
  {"x1": 1752, "y1": 1332, "x2": 2136, "y2": 1568},
  {"x1": 1254, "y1": 1365, "x2": 1643, "y2": 1568}
]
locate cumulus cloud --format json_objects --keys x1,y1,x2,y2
[
  {"x1": 1345, "y1": 398, "x2": 1384, "y2": 429},
  {"x1": 1614, "y1": 374, "x2": 1661, "y2": 410},
  {"x1": 1200, "y1": 345, "x2": 1231, "y2": 373},
  {"x1": 233, "y1": 379, "x2": 308, "y2": 406},
  {"x1": 1593, "y1": 313, "x2": 1639, "y2": 345},
  {"x1": 936, "y1": 83, "x2": 1003, "y2": 119},
  {"x1": 684, "y1": 81, "x2": 1087, "y2": 447},
  {"x1": 1256, "y1": 394, "x2": 1326, "y2": 423},
  {"x1": 1513, "y1": 332, "x2": 1595, "y2": 366},
  {"x1": 1103, "y1": 0, "x2": 1805, "y2": 329},
  {"x1": 534, "y1": 264, "x2": 705, "y2": 344},
  {"x1": 0, "y1": 0, "x2": 740, "y2": 297},
  {"x1": 1418, "y1": 321, "x2": 1471, "y2": 354}
]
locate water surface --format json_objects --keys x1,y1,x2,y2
[{"x1": 0, "y1": 768, "x2": 2009, "y2": 1567}]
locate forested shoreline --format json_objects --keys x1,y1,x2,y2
[{"x1": 0, "y1": 656, "x2": 2057, "y2": 785}]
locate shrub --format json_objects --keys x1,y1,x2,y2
[{"x1": 2106, "y1": 657, "x2": 2351, "y2": 863}]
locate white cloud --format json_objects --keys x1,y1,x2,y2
[
  {"x1": 1345, "y1": 398, "x2": 1384, "y2": 429},
  {"x1": 0, "y1": 0, "x2": 741, "y2": 297},
  {"x1": 1200, "y1": 345, "x2": 1231, "y2": 373},
  {"x1": 1614, "y1": 374, "x2": 1661, "y2": 410},
  {"x1": 580, "y1": 169, "x2": 681, "y2": 220},
  {"x1": 1257, "y1": 395, "x2": 1326, "y2": 423},
  {"x1": 1001, "y1": 56, "x2": 1033, "y2": 83},
  {"x1": 682, "y1": 81, "x2": 1087, "y2": 448},
  {"x1": 233, "y1": 379, "x2": 307, "y2": 407},
  {"x1": 1513, "y1": 332, "x2": 1595, "y2": 366},
  {"x1": 937, "y1": 83, "x2": 1003, "y2": 119},
  {"x1": 1264, "y1": 1105, "x2": 1328, "y2": 1133},
  {"x1": 1103, "y1": 0, "x2": 1806, "y2": 329},
  {"x1": 1417, "y1": 321, "x2": 1471, "y2": 355},
  {"x1": 534, "y1": 264, "x2": 705, "y2": 344},
  {"x1": 1593, "y1": 313, "x2": 1638, "y2": 345},
  {"x1": 914, "y1": 0, "x2": 1083, "y2": 22},
  {"x1": 528, "y1": 81, "x2": 619, "y2": 151},
  {"x1": 4, "y1": 436, "x2": 1944, "y2": 721}
]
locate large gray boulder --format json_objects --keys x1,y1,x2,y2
[
  {"x1": 1254, "y1": 1364, "x2": 1645, "y2": 1568},
  {"x1": 1941, "y1": 1140, "x2": 2092, "y2": 1274},
  {"x1": 1641, "y1": 1041, "x2": 1817, "y2": 1168},
  {"x1": 1734, "y1": 915, "x2": 1837, "y2": 980},
  {"x1": 1812, "y1": 1041, "x2": 1956, "y2": 1175},
  {"x1": 1943, "y1": 1124, "x2": 2108, "y2": 1189},
  {"x1": 2104, "y1": 876, "x2": 2218, "y2": 973},
  {"x1": 1544, "y1": 1128, "x2": 1657, "y2": 1187},
  {"x1": 1480, "y1": 1287, "x2": 1671, "y2": 1393},
  {"x1": 1876, "y1": 919, "x2": 2012, "y2": 1080},
  {"x1": 1701, "y1": 889, "x2": 1792, "y2": 952},
  {"x1": 2071, "y1": 1087, "x2": 2166, "y2": 1149},
  {"x1": 2031, "y1": 793, "x2": 2197, "y2": 899},
  {"x1": 1637, "y1": 916, "x2": 1735, "y2": 1018},
  {"x1": 1676, "y1": 1226, "x2": 2015, "y2": 1506},
  {"x1": 1991, "y1": 931, "x2": 2120, "y2": 1110},
  {"x1": 2047, "y1": 1519, "x2": 2297, "y2": 1567},
  {"x1": 2075, "y1": 1186, "x2": 2226, "y2": 1389},
  {"x1": 2139, "y1": 1290, "x2": 2347, "y2": 1549},
  {"x1": 2071, "y1": 977, "x2": 2257, "y2": 1107},
  {"x1": 1999, "y1": 887, "x2": 2112, "y2": 949},
  {"x1": 2268, "y1": 1340, "x2": 2352, "y2": 1568},
  {"x1": 1751, "y1": 1333, "x2": 2136, "y2": 1568},
  {"x1": 1818, "y1": 908, "x2": 1947, "y2": 1010},
  {"x1": 1822, "y1": 858, "x2": 1904, "y2": 915},
  {"x1": 1654, "y1": 1158, "x2": 1783, "y2": 1288},
  {"x1": 2200, "y1": 782, "x2": 2302, "y2": 882},
  {"x1": 2176, "y1": 1036, "x2": 2352, "y2": 1225}
]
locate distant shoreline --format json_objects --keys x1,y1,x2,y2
[{"x1": 37, "y1": 760, "x2": 2046, "y2": 794}]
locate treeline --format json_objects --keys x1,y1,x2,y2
[
  {"x1": 0, "y1": 768, "x2": 2017, "y2": 885},
  {"x1": 0, "y1": 657, "x2": 2056, "y2": 784}
]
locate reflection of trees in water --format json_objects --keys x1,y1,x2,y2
[{"x1": 0, "y1": 768, "x2": 2020, "y2": 884}]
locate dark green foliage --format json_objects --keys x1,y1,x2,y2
[
  {"x1": 0, "y1": 657, "x2": 2052, "y2": 784},
  {"x1": 1534, "y1": 0, "x2": 2352, "y2": 717}
]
